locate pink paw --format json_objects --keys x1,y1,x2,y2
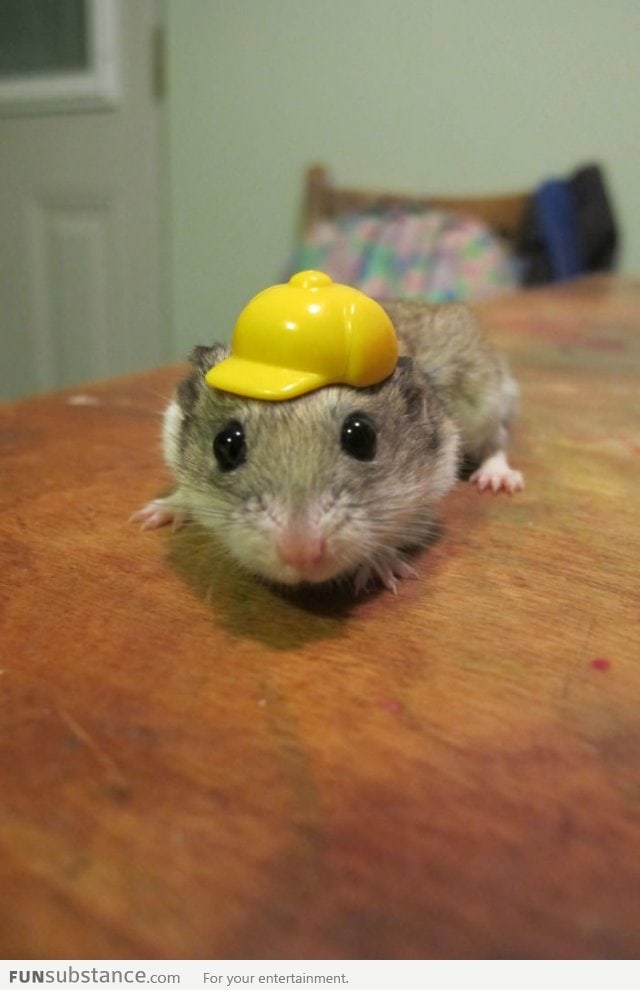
[
  {"x1": 130, "y1": 499, "x2": 181, "y2": 531},
  {"x1": 354, "y1": 557, "x2": 419, "y2": 596},
  {"x1": 470, "y1": 451, "x2": 524, "y2": 495}
]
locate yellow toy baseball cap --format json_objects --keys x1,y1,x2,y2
[{"x1": 205, "y1": 270, "x2": 398, "y2": 401}]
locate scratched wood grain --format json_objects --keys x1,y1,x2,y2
[{"x1": 1, "y1": 275, "x2": 639, "y2": 959}]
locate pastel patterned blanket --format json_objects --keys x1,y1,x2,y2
[{"x1": 288, "y1": 210, "x2": 518, "y2": 302}]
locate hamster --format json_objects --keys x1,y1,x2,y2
[{"x1": 133, "y1": 301, "x2": 523, "y2": 593}]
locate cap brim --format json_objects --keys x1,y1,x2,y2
[{"x1": 205, "y1": 356, "x2": 328, "y2": 401}]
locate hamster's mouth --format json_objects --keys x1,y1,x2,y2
[{"x1": 271, "y1": 558, "x2": 345, "y2": 586}]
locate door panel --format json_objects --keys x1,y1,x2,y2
[{"x1": 29, "y1": 191, "x2": 119, "y2": 388}]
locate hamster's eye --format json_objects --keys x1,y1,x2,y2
[
  {"x1": 213, "y1": 420, "x2": 246, "y2": 471},
  {"x1": 340, "y1": 412, "x2": 377, "y2": 461}
]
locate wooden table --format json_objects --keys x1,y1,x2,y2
[{"x1": 1, "y1": 276, "x2": 639, "y2": 960}]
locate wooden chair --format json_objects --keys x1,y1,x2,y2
[{"x1": 303, "y1": 164, "x2": 530, "y2": 244}]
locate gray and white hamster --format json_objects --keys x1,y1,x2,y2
[{"x1": 134, "y1": 300, "x2": 523, "y2": 593}]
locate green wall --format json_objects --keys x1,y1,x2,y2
[{"x1": 166, "y1": 0, "x2": 640, "y2": 355}]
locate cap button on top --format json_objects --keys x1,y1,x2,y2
[{"x1": 289, "y1": 270, "x2": 333, "y2": 291}]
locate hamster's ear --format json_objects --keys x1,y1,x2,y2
[
  {"x1": 393, "y1": 356, "x2": 430, "y2": 416},
  {"x1": 393, "y1": 356, "x2": 450, "y2": 454},
  {"x1": 176, "y1": 343, "x2": 230, "y2": 413},
  {"x1": 188, "y1": 343, "x2": 229, "y2": 373}
]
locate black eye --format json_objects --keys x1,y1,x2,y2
[
  {"x1": 213, "y1": 420, "x2": 246, "y2": 471},
  {"x1": 340, "y1": 412, "x2": 377, "y2": 461}
]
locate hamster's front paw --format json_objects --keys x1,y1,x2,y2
[
  {"x1": 130, "y1": 498, "x2": 186, "y2": 531},
  {"x1": 470, "y1": 450, "x2": 524, "y2": 495},
  {"x1": 353, "y1": 556, "x2": 419, "y2": 596}
]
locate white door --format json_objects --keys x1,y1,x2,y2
[{"x1": 0, "y1": 0, "x2": 168, "y2": 400}]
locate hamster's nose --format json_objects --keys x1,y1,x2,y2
[{"x1": 275, "y1": 524, "x2": 326, "y2": 572}]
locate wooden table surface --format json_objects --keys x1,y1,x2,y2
[{"x1": 1, "y1": 275, "x2": 639, "y2": 960}]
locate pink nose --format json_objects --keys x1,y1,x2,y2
[{"x1": 276, "y1": 528, "x2": 326, "y2": 571}]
